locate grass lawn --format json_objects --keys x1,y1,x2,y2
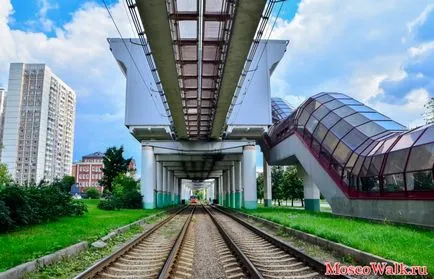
[
  {"x1": 0, "y1": 199, "x2": 163, "y2": 272},
  {"x1": 240, "y1": 207, "x2": 434, "y2": 273}
]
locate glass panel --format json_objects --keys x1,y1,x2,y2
[
  {"x1": 313, "y1": 123, "x2": 328, "y2": 143},
  {"x1": 407, "y1": 171, "x2": 434, "y2": 191},
  {"x1": 349, "y1": 105, "x2": 375, "y2": 113},
  {"x1": 359, "y1": 176, "x2": 380, "y2": 192},
  {"x1": 338, "y1": 99, "x2": 362, "y2": 105},
  {"x1": 327, "y1": 93, "x2": 348, "y2": 98},
  {"x1": 342, "y1": 129, "x2": 367, "y2": 149},
  {"x1": 306, "y1": 117, "x2": 319, "y2": 134},
  {"x1": 367, "y1": 154, "x2": 384, "y2": 176},
  {"x1": 357, "y1": 122, "x2": 385, "y2": 137},
  {"x1": 321, "y1": 112, "x2": 340, "y2": 129},
  {"x1": 333, "y1": 142, "x2": 352, "y2": 164},
  {"x1": 334, "y1": 106, "x2": 355, "y2": 118},
  {"x1": 323, "y1": 132, "x2": 339, "y2": 153},
  {"x1": 391, "y1": 128, "x2": 425, "y2": 151},
  {"x1": 346, "y1": 152, "x2": 358, "y2": 168},
  {"x1": 178, "y1": 21, "x2": 197, "y2": 39},
  {"x1": 324, "y1": 100, "x2": 344, "y2": 110},
  {"x1": 375, "y1": 121, "x2": 407, "y2": 131},
  {"x1": 384, "y1": 149, "x2": 409, "y2": 175},
  {"x1": 374, "y1": 136, "x2": 399, "y2": 155},
  {"x1": 415, "y1": 126, "x2": 434, "y2": 146},
  {"x1": 384, "y1": 174, "x2": 405, "y2": 192},
  {"x1": 361, "y1": 140, "x2": 381, "y2": 156},
  {"x1": 297, "y1": 110, "x2": 310, "y2": 126},
  {"x1": 312, "y1": 106, "x2": 330, "y2": 120},
  {"x1": 360, "y1": 112, "x2": 390, "y2": 121},
  {"x1": 360, "y1": 156, "x2": 373, "y2": 176},
  {"x1": 345, "y1": 114, "x2": 369, "y2": 126},
  {"x1": 331, "y1": 120, "x2": 353, "y2": 139},
  {"x1": 315, "y1": 94, "x2": 334, "y2": 103},
  {"x1": 406, "y1": 143, "x2": 434, "y2": 172},
  {"x1": 355, "y1": 138, "x2": 373, "y2": 154},
  {"x1": 352, "y1": 155, "x2": 365, "y2": 175}
]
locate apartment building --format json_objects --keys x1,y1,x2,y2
[
  {"x1": 0, "y1": 88, "x2": 6, "y2": 157},
  {"x1": 1, "y1": 63, "x2": 76, "y2": 184},
  {"x1": 72, "y1": 152, "x2": 136, "y2": 193}
]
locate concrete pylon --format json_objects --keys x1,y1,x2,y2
[
  {"x1": 162, "y1": 167, "x2": 168, "y2": 207},
  {"x1": 263, "y1": 158, "x2": 272, "y2": 207},
  {"x1": 141, "y1": 145, "x2": 155, "y2": 209},
  {"x1": 156, "y1": 162, "x2": 163, "y2": 208},
  {"x1": 234, "y1": 161, "x2": 242, "y2": 208},
  {"x1": 298, "y1": 165, "x2": 320, "y2": 211},
  {"x1": 242, "y1": 145, "x2": 257, "y2": 209}
]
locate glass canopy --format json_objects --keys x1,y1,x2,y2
[
  {"x1": 267, "y1": 92, "x2": 434, "y2": 200},
  {"x1": 271, "y1": 97, "x2": 293, "y2": 124}
]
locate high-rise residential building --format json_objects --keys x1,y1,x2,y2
[
  {"x1": 72, "y1": 152, "x2": 136, "y2": 193},
  {"x1": 0, "y1": 88, "x2": 6, "y2": 157},
  {"x1": 1, "y1": 63, "x2": 76, "y2": 184}
]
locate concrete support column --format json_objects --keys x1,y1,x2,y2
[
  {"x1": 168, "y1": 171, "x2": 174, "y2": 206},
  {"x1": 242, "y1": 145, "x2": 257, "y2": 209},
  {"x1": 177, "y1": 178, "x2": 182, "y2": 204},
  {"x1": 141, "y1": 145, "x2": 155, "y2": 209},
  {"x1": 298, "y1": 166, "x2": 320, "y2": 211},
  {"x1": 223, "y1": 171, "x2": 228, "y2": 207},
  {"x1": 156, "y1": 162, "x2": 163, "y2": 208},
  {"x1": 162, "y1": 167, "x2": 168, "y2": 207},
  {"x1": 226, "y1": 170, "x2": 232, "y2": 207},
  {"x1": 234, "y1": 161, "x2": 242, "y2": 209},
  {"x1": 263, "y1": 158, "x2": 272, "y2": 207},
  {"x1": 230, "y1": 165, "x2": 236, "y2": 208}
]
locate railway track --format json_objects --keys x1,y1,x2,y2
[
  {"x1": 76, "y1": 204, "x2": 342, "y2": 279},
  {"x1": 205, "y1": 206, "x2": 348, "y2": 279},
  {"x1": 75, "y1": 206, "x2": 195, "y2": 279}
]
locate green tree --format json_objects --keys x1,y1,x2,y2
[
  {"x1": 271, "y1": 167, "x2": 285, "y2": 206},
  {"x1": 0, "y1": 164, "x2": 12, "y2": 191},
  {"x1": 86, "y1": 187, "x2": 100, "y2": 199},
  {"x1": 283, "y1": 167, "x2": 304, "y2": 207},
  {"x1": 256, "y1": 173, "x2": 264, "y2": 204},
  {"x1": 99, "y1": 146, "x2": 132, "y2": 192}
]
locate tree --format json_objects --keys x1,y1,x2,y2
[
  {"x1": 283, "y1": 168, "x2": 304, "y2": 207},
  {"x1": 0, "y1": 164, "x2": 12, "y2": 191},
  {"x1": 99, "y1": 146, "x2": 132, "y2": 192},
  {"x1": 271, "y1": 167, "x2": 285, "y2": 206},
  {"x1": 424, "y1": 97, "x2": 434, "y2": 124},
  {"x1": 256, "y1": 173, "x2": 264, "y2": 204},
  {"x1": 86, "y1": 187, "x2": 101, "y2": 199}
]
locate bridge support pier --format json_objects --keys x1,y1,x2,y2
[
  {"x1": 234, "y1": 161, "x2": 242, "y2": 209},
  {"x1": 156, "y1": 162, "x2": 164, "y2": 208},
  {"x1": 141, "y1": 145, "x2": 156, "y2": 209},
  {"x1": 230, "y1": 166, "x2": 236, "y2": 208},
  {"x1": 263, "y1": 158, "x2": 272, "y2": 207},
  {"x1": 298, "y1": 166, "x2": 320, "y2": 212},
  {"x1": 163, "y1": 167, "x2": 168, "y2": 207},
  {"x1": 243, "y1": 145, "x2": 257, "y2": 209}
]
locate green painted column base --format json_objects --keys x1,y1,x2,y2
[
  {"x1": 243, "y1": 200, "x2": 257, "y2": 209},
  {"x1": 305, "y1": 199, "x2": 320, "y2": 211},
  {"x1": 144, "y1": 202, "x2": 154, "y2": 209},
  {"x1": 264, "y1": 199, "x2": 272, "y2": 207},
  {"x1": 157, "y1": 192, "x2": 164, "y2": 208},
  {"x1": 234, "y1": 192, "x2": 241, "y2": 209}
]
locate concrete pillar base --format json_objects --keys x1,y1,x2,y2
[
  {"x1": 157, "y1": 192, "x2": 164, "y2": 208},
  {"x1": 264, "y1": 199, "x2": 272, "y2": 207},
  {"x1": 305, "y1": 199, "x2": 320, "y2": 211},
  {"x1": 144, "y1": 202, "x2": 154, "y2": 209},
  {"x1": 234, "y1": 192, "x2": 241, "y2": 209},
  {"x1": 243, "y1": 200, "x2": 257, "y2": 209}
]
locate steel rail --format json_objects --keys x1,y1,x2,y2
[
  {"x1": 158, "y1": 206, "x2": 196, "y2": 279},
  {"x1": 203, "y1": 205, "x2": 264, "y2": 279},
  {"x1": 74, "y1": 206, "x2": 189, "y2": 279},
  {"x1": 213, "y1": 206, "x2": 352, "y2": 279}
]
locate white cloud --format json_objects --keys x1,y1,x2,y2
[
  {"x1": 0, "y1": 0, "x2": 141, "y2": 162},
  {"x1": 268, "y1": 0, "x2": 432, "y2": 126}
]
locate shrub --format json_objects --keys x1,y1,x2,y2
[
  {"x1": 122, "y1": 191, "x2": 143, "y2": 209},
  {"x1": 86, "y1": 187, "x2": 101, "y2": 199},
  {"x1": 98, "y1": 198, "x2": 121, "y2": 211},
  {"x1": 0, "y1": 181, "x2": 88, "y2": 232},
  {"x1": 67, "y1": 200, "x2": 88, "y2": 216},
  {"x1": 0, "y1": 200, "x2": 12, "y2": 232}
]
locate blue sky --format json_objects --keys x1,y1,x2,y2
[{"x1": 0, "y1": 0, "x2": 433, "y2": 173}]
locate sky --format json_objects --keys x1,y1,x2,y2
[{"x1": 0, "y1": 0, "x2": 433, "y2": 173}]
